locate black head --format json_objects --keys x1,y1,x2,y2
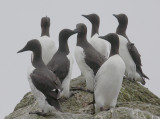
[
  {"x1": 99, "y1": 33, "x2": 119, "y2": 56},
  {"x1": 99, "y1": 33, "x2": 119, "y2": 46},
  {"x1": 41, "y1": 16, "x2": 50, "y2": 28},
  {"x1": 113, "y1": 14, "x2": 128, "y2": 25},
  {"x1": 74, "y1": 23, "x2": 87, "y2": 35},
  {"x1": 17, "y1": 39, "x2": 41, "y2": 53},
  {"x1": 82, "y1": 13, "x2": 100, "y2": 25},
  {"x1": 59, "y1": 29, "x2": 78, "y2": 40}
]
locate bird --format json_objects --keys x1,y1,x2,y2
[
  {"x1": 113, "y1": 13, "x2": 149, "y2": 85},
  {"x1": 28, "y1": 16, "x2": 57, "y2": 89},
  {"x1": 47, "y1": 29, "x2": 77, "y2": 98},
  {"x1": 35, "y1": 16, "x2": 57, "y2": 65},
  {"x1": 27, "y1": 16, "x2": 58, "y2": 109},
  {"x1": 17, "y1": 39, "x2": 62, "y2": 116},
  {"x1": 73, "y1": 23, "x2": 106, "y2": 92},
  {"x1": 82, "y1": 13, "x2": 108, "y2": 58},
  {"x1": 94, "y1": 33, "x2": 125, "y2": 113}
]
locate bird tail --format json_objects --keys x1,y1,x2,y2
[
  {"x1": 136, "y1": 66, "x2": 149, "y2": 80},
  {"x1": 142, "y1": 73, "x2": 149, "y2": 80}
]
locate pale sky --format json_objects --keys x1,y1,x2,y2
[{"x1": 1, "y1": 0, "x2": 160, "y2": 118}]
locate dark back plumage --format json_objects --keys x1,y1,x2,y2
[
  {"x1": 113, "y1": 13, "x2": 149, "y2": 80},
  {"x1": 17, "y1": 39, "x2": 62, "y2": 111},
  {"x1": 75, "y1": 23, "x2": 106, "y2": 75},
  {"x1": 47, "y1": 29, "x2": 77, "y2": 82}
]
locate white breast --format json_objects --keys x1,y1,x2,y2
[
  {"x1": 61, "y1": 53, "x2": 74, "y2": 98},
  {"x1": 74, "y1": 46, "x2": 95, "y2": 91},
  {"x1": 118, "y1": 35, "x2": 136, "y2": 80},
  {"x1": 89, "y1": 34, "x2": 108, "y2": 58},
  {"x1": 37, "y1": 36, "x2": 57, "y2": 65},
  {"x1": 94, "y1": 55, "x2": 125, "y2": 112},
  {"x1": 27, "y1": 66, "x2": 56, "y2": 113}
]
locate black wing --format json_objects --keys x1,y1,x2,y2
[
  {"x1": 84, "y1": 45, "x2": 107, "y2": 75},
  {"x1": 127, "y1": 42, "x2": 142, "y2": 66},
  {"x1": 127, "y1": 42, "x2": 149, "y2": 79},
  {"x1": 30, "y1": 69, "x2": 61, "y2": 99},
  {"x1": 47, "y1": 52, "x2": 70, "y2": 83}
]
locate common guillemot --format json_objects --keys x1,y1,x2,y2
[
  {"x1": 82, "y1": 14, "x2": 108, "y2": 58},
  {"x1": 73, "y1": 23, "x2": 106, "y2": 92},
  {"x1": 113, "y1": 13, "x2": 149, "y2": 85},
  {"x1": 18, "y1": 39, "x2": 62, "y2": 116},
  {"x1": 47, "y1": 29, "x2": 77, "y2": 98},
  {"x1": 94, "y1": 33, "x2": 125, "y2": 113},
  {"x1": 36, "y1": 16, "x2": 57, "y2": 65}
]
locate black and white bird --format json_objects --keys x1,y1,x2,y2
[
  {"x1": 18, "y1": 39, "x2": 62, "y2": 116},
  {"x1": 36, "y1": 16, "x2": 57, "y2": 65},
  {"x1": 113, "y1": 14, "x2": 149, "y2": 85},
  {"x1": 82, "y1": 14, "x2": 108, "y2": 58},
  {"x1": 74, "y1": 23, "x2": 106, "y2": 92},
  {"x1": 94, "y1": 33, "x2": 125, "y2": 113},
  {"x1": 27, "y1": 17, "x2": 57, "y2": 95},
  {"x1": 47, "y1": 29, "x2": 77, "y2": 98}
]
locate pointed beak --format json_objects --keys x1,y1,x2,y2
[
  {"x1": 17, "y1": 45, "x2": 28, "y2": 53},
  {"x1": 82, "y1": 14, "x2": 88, "y2": 19},
  {"x1": 73, "y1": 28, "x2": 80, "y2": 33},
  {"x1": 113, "y1": 14, "x2": 118, "y2": 19},
  {"x1": 17, "y1": 48, "x2": 25, "y2": 53}
]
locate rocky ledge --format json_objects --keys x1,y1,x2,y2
[{"x1": 5, "y1": 76, "x2": 160, "y2": 119}]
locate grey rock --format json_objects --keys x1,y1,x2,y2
[{"x1": 5, "y1": 76, "x2": 160, "y2": 119}]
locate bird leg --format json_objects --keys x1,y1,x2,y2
[{"x1": 29, "y1": 111, "x2": 47, "y2": 117}]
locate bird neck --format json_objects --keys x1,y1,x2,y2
[
  {"x1": 77, "y1": 34, "x2": 87, "y2": 46},
  {"x1": 32, "y1": 51, "x2": 46, "y2": 69},
  {"x1": 41, "y1": 27, "x2": 50, "y2": 37},
  {"x1": 58, "y1": 38, "x2": 69, "y2": 54},
  {"x1": 109, "y1": 44, "x2": 119, "y2": 57},
  {"x1": 116, "y1": 23, "x2": 127, "y2": 37},
  {"x1": 91, "y1": 24, "x2": 99, "y2": 37}
]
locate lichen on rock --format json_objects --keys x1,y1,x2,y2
[{"x1": 5, "y1": 76, "x2": 160, "y2": 119}]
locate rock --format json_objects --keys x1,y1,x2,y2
[{"x1": 5, "y1": 76, "x2": 160, "y2": 119}]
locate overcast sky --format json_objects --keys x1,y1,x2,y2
[{"x1": 1, "y1": 0, "x2": 160, "y2": 118}]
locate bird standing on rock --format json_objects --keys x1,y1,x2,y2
[
  {"x1": 47, "y1": 29, "x2": 77, "y2": 98},
  {"x1": 73, "y1": 23, "x2": 106, "y2": 92},
  {"x1": 27, "y1": 16, "x2": 57, "y2": 99},
  {"x1": 113, "y1": 13, "x2": 149, "y2": 85},
  {"x1": 18, "y1": 39, "x2": 62, "y2": 116},
  {"x1": 94, "y1": 33, "x2": 125, "y2": 113}
]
